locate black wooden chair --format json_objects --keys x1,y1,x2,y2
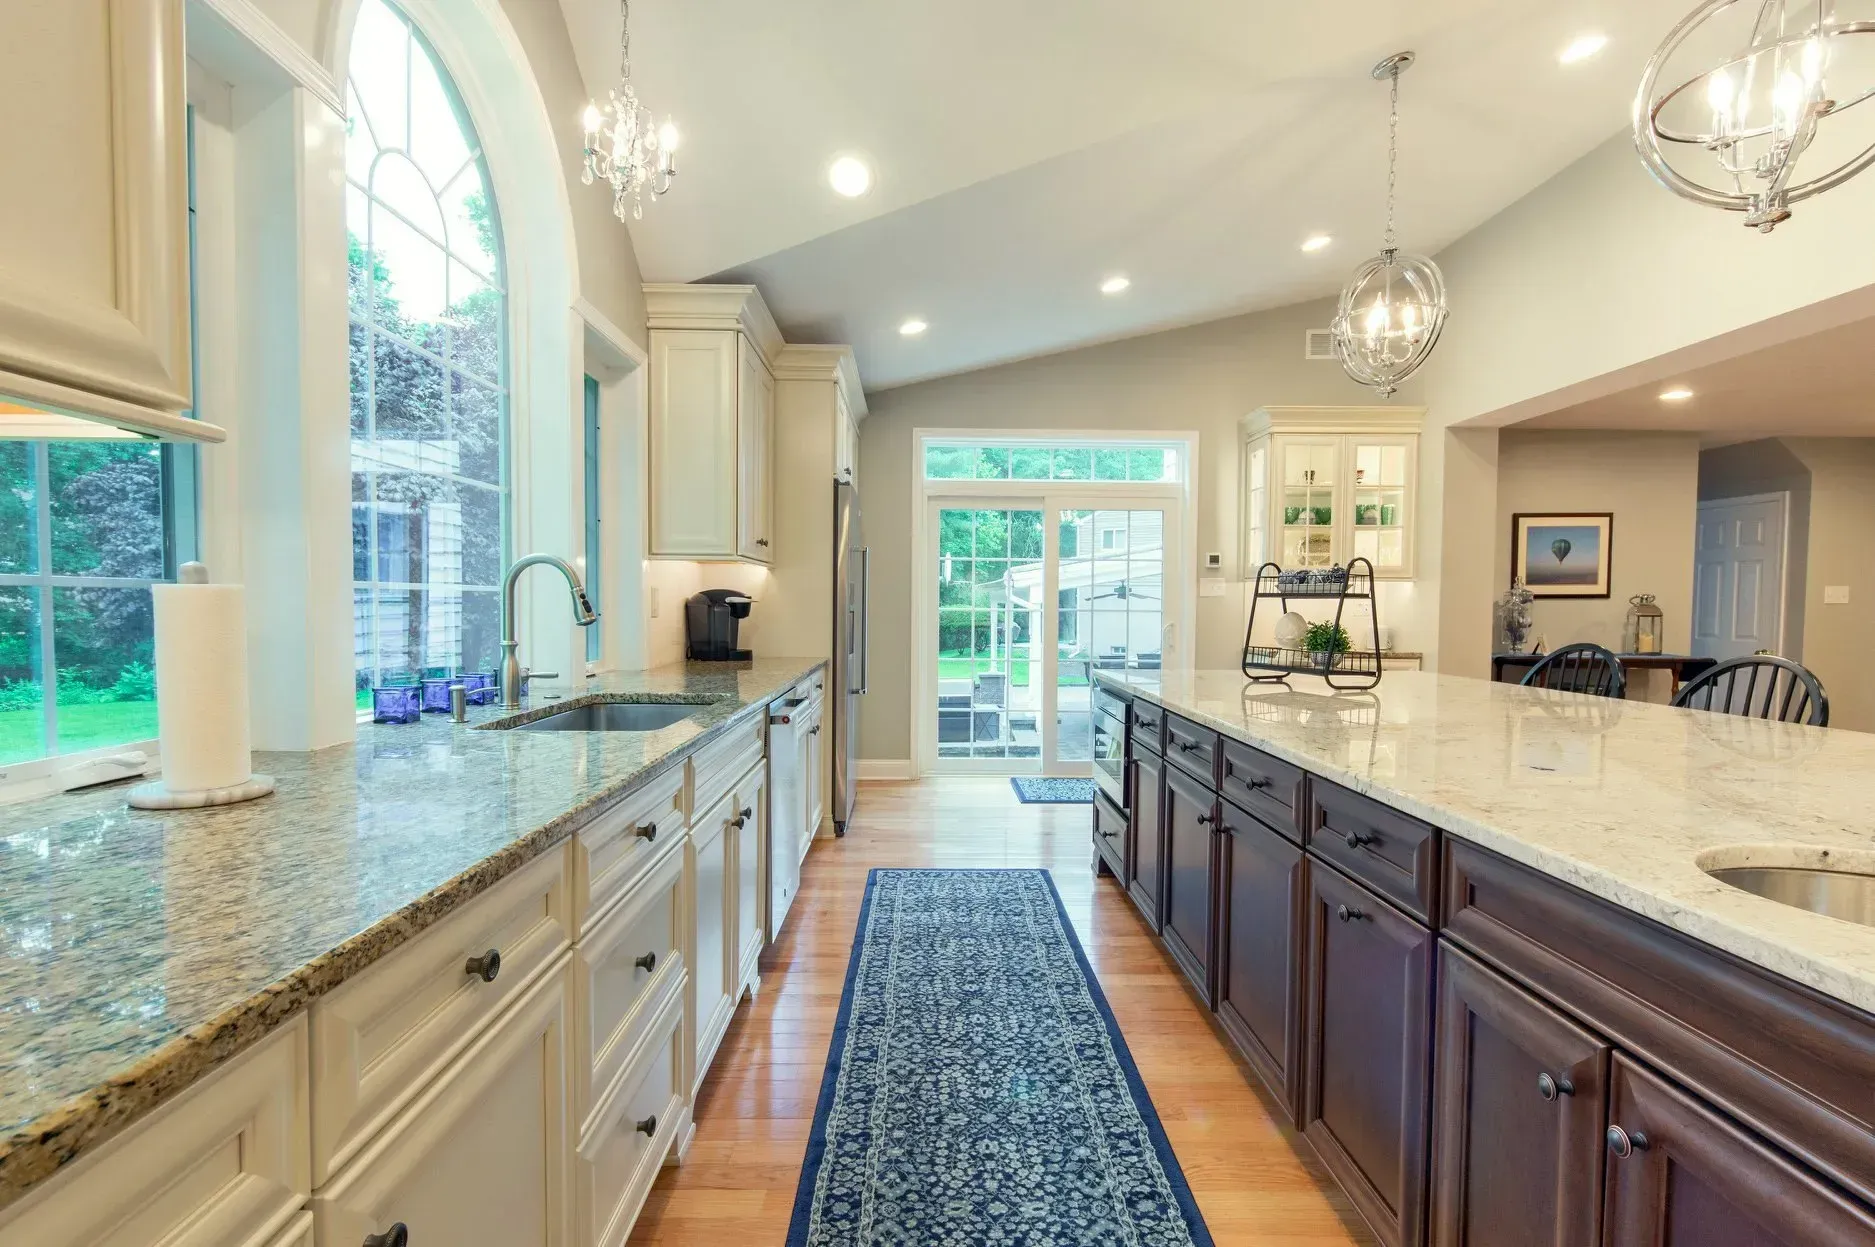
[
  {"x1": 1672, "y1": 655, "x2": 1829, "y2": 727},
  {"x1": 1518, "y1": 643, "x2": 1627, "y2": 699}
]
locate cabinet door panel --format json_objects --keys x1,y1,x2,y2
[
  {"x1": 1430, "y1": 943, "x2": 1608, "y2": 1247},
  {"x1": 1603, "y1": 1055, "x2": 1875, "y2": 1247},
  {"x1": 734, "y1": 763, "x2": 767, "y2": 995},
  {"x1": 649, "y1": 330, "x2": 739, "y2": 557},
  {"x1": 737, "y1": 338, "x2": 775, "y2": 561},
  {"x1": 689, "y1": 794, "x2": 735, "y2": 1092},
  {"x1": 1302, "y1": 862, "x2": 1434, "y2": 1247},
  {"x1": 1162, "y1": 762, "x2": 1216, "y2": 1003},
  {"x1": 0, "y1": 0, "x2": 192, "y2": 419},
  {"x1": 1216, "y1": 802, "x2": 1305, "y2": 1119},
  {"x1": 313, "y1": 967, "x2": 570, "y2": 1247},
  {"x1": 1128, "y1": 750, "x2": 1165, "y2": 930}
]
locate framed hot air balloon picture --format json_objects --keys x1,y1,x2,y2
[{"x1": 1511, "y1": 513, "x2": 1613, "y2": 598}]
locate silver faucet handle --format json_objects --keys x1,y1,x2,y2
[{"x1": 527, "y1": 671, "x2": 560, "y2": 681}]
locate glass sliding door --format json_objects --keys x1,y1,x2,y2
[
  {"x1": 1053, "y1": 506, "x2": 1167, "y2": 765},
  {"x1": 933, "y1": 504, "x2": 1045, "y2": 766}
]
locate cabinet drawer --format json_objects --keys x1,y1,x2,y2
[
  {"x1": 1220, "y1": 738, "x2": 1304, "y2": 843},
  {"x1": 571, "y1": 764, "x2": 686, "y2": 933},
  {"x1": 1309, "y1": 778, "x2": 1439, "y2": 924},
  {"x1": 1216, "y1": 802, "x2": 1306, "y2": 1121},
  {"x1": 575, "y1": 994, "x2": 684, "y2": 1247},
  {"x1": 309, "y1": 848, "x2": 570, "y2": 1184},
  {"x1": 692, "y1": 713, "x2": 764, "y2": 820},
  {"x1": 1164, "y1": 713, "x2": 1219, "y2": 785},
  {"x1": 1130, "y1": 701, "x2": 1165, "y2": 755},
  {"x1": 572, "y1": 844, "x2": 686, "y2": 1139},
  {"x1": 0, "y1": 1018, "x2": 309, "y2": 1247},
  {"x1": 1094, "y1": 790, "x2": 1126, "y2": 879}
]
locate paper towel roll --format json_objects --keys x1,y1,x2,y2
[{"x1": 152, "y1": 576, "x2": 253, "y2": 793}]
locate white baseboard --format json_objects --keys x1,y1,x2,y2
[{"x1": 857, "y1": 759, "x2": 915, "y2": 781}]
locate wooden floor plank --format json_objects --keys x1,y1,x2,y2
[{"x1": 625, "y1": 777, "x2": 1373, "y2": 1246}]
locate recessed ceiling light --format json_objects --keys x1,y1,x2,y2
[
  {"x1": 1659, "y1": 387, "x2": 1695, "y2": 402},
  {"x1": 1100, "y1": 275, "x2": 1131, "y2": 295},
  {"x1": 1301, "y1": 234, "x2": 1334, "y2": 253},
  {"x1": 828, "y1": 155, "x2": 872, "y2": 198},
  {"x1": 1560, "y1": 33, "x2": 1608, "y2": 65},
  {"x1": 899, "y1": 318, "x2": 927, "y2": 337}
]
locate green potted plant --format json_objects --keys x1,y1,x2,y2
[{"x1": 1302, "y1": 621, "x2": 1353, "y2": 669}]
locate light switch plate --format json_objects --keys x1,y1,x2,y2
[
  {"x1": 1199, "y1": 579, "x2": 1227, "y2": 598},
  {"x1": 1825, "y1": 585, "x2": 1851, "y2": 605}
]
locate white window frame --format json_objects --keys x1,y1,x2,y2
[{"x1": 909, "y1": 429, "x2": 1198, "y2": 778}]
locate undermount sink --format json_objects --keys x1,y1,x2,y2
[
  {"x1": 508, "y1": 701, "x2": 706, "y2": 733},
  {"x1": 1700, "y1": 846, "x2": 1875, "y2": 929}
]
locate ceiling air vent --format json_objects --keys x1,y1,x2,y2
[{"x1": 1305, "y1": 329, "x2": 1337, "y2": 361}]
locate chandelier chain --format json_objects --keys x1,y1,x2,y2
[
  {"x1": 619, "y1": 0, "x2": 632, "y2": 85},
  {"x1": 1385, "y1": 64, "x2": 1399, "y2": 251}
]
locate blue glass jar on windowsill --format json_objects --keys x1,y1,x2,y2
[
  {"x1": 460, "y1": 671, "x2": 498, "y2": 705},
  {"x1": 421, "y1": 677, "x2": 457, "y2": 713},
  {"x1": 372, "y1": 686, "x2": 422, "y2": 724}
]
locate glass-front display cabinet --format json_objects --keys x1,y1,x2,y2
[{"x1": 1240, "y1": 406, "x2": 1423, "y2": 579}]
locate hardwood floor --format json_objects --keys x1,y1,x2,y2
[{"x1": 626, "y1": 777, "x2": 1373, "y2": 1245}]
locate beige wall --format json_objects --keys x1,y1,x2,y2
[
  {"x1": 1493, "y1": 431, "x2": 1701, "y2": 659},
  {"x1": 854, "y1": 298, "x2": 1429, "y2": 763},
  {"x1": 1697, "y1": 440, "x2": 1812, "y2": 663},
  {"x1": 1779, "y1": 440, "x2": 1875, "y2": 732}
]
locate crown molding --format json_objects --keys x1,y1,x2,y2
[
  {"x1": 771, "y1": 343, "x2": 868, "y2": 418},
  {"x1": 1243, "y1": 404, "x2": 1426, "y2": 438},
  {"x1": 642, "y1": 283, "x2": 785, "y2": 363}
]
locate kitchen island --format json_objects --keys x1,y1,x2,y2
[
  {"x1": 0, "y1": 658, "x2": 825, "y2": 1244},
  {"x1": 1095, "y1": 667, "x2": 1875, "y2": 1247}
]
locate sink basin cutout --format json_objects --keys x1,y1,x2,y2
[
  {"x1": 508, "y1": 701, "x2": 707, "y2": 733},
  {"x1": 1697, "y1": 845, "x2": 1875, "y2": 930}
]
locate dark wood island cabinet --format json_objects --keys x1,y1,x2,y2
[{"x1": 1091, "y1": 680, "x2": 1875, "y2": 1247}]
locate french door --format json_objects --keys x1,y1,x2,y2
[{"x1": 926, "y1": 494, "x2": 1180, "y2": 775}]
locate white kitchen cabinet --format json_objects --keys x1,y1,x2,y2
[
  {"x1": 732, "y1": 761, "x2": 767, "y2": 1000},
  {"x1": 834, "y1": 385, "x2": 859, "y2": 485},
  {"x1": 0, "y1": 0, "x2": 212, "y2": 442},
  {"x1": 572, "y1": 988, "x2": 685, "y2": 1247},
  {"x1": 0, "y1": 1018, "x2": 309, "y2": 1247},
  {"x1": 312, "y1": 963, "x2": 572, "y2": 1247},
  {"x1": 801, "y1": 697, "x2": 826, "y2": 841},
  {"x1": 686, "y1": 789, "x2": 736, "y2": 1099},
  {"x1": 644, "y1": 285, "x2": 783, "y2": 565},
  {"x1": 1241, "y1": 406, "x2": 1424, "y2": 579}
]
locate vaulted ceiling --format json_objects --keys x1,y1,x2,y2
[{"x1": 558, "y1": 0, "x2": 1693, "y2": 390}]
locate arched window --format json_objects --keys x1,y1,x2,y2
[{"x1": 346, "y1": 0, "x2": 508, "y2": 702}]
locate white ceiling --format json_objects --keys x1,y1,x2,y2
[
  {"x1": 559, "y1": 0, "x2": 1693, "y2": 391},
  {"x1": 1515, "y1": 315, "x2": 1875, "y2": 445}
]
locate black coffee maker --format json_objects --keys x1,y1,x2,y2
[{"x1": 685, "y1": 590, "x2": 754, "y2": 661}]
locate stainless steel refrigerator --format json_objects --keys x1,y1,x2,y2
[{"x1": 831, "y1": 480, "x2": 867, "y2": 835}]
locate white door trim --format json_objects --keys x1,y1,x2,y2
[{"x1": 1694, "y1": 491, "x2": 1790, "y2": 658}]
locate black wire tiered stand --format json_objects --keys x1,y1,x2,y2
[{"x1": 1241, "y1": 557, "x2": 1384, "y2": 690}]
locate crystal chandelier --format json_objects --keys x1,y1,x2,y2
[
  {"x1": 581, "y1": 0, "x2": 678, "y2": 222},
  {"x1": 1331, "y1": 52, "x2": 1448, "y2": 399},
  {"x1": 1636, "y1": 0, "x2": 1875, "y2": 231}
]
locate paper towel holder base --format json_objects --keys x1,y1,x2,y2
[{"x1": 128, "y1": 773, "x2": 276, "y2": 810}]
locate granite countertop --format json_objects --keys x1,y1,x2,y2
[
  {"x1": 0, "y1": 657, "x2": 823, "y2": 1210},
  {"x1": 1098, "y1": 668, "x2": 1875, "y2": 1016}
]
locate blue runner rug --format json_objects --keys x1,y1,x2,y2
[
  {"x1": 787, "y1": 868, "x2": 1214, "y2": 1246},
  {"x1": 1009, "y1": 776, "x2": 1096, "y2": 804}
]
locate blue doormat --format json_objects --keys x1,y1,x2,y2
[
  {"x1": 1009, "y1": 776, "x2": 1096, "y2": 804},
  {"x1": 787, "y1": 869, "x2": 1214, "y2": 1246}
]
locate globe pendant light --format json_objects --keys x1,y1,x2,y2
[
  {"x1": 1331, "y1": 52, "x2": 1448, "y2": 399},
  {"x1": 581, "y1": 0, "x2": 679, "y2": 222},
  {"x1": 1636, "y1": 0, "x2": 1875, "y2": 231}
]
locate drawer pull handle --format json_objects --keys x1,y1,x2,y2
[
  {"x1": 1248, "y1": 777, "x2": 1272, "y2": 791},
  {"x1": 636, "y1": 1114, "x2": 659, "y2": 1137},
  {"x1": 1343, "y1": 830, "x2": 1376, "y2": 850},
  {"x1": 1606, "y1": 1125, "x2": 1649, "y2": 1158},
  {"x1": 1195, "y1": 811, "x2": 1214, "y2": 826},
  {"x1": 363, "y1": 1224, "x2": 409, "y2": 1247},
  {"x1": 1176, "y1": 740, "x2": 1202, "y2": 753},
  {"x1": 1537, "y1": 1072, "x2": 1575, "y2": 1101},
  {"x1": 464, "y1": 949, "x2": 502, "y2": 982},
  {"x1": 635, "y1": 951, "x2": 658, "y2": 972},
  {"x1": 809, "y1": 725, "x2": 821, "y2": 736},
  {"x1": 731, "y1": 806, "x2": 754, "y2": 829},
  {"x1": 1336, "y1": 904, "x2": 1365, "y2": 923},
  {"x1": 635, "y1": 822, "x2": 658, "y2": 842}
]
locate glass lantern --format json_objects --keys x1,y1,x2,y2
[{"x1": 1625, "y1": 594, "x2": 1664, "y2": 655}]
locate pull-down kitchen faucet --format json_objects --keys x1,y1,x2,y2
[{"x1": 500, "y1": 554, "x2": 598, "y2": 708}]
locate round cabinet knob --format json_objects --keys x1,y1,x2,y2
[
  {"x1": 464, "y1": 949, "x2": 501, "y2": 982},
  {"x1": 634, "y1": 822, "x2": 658, "y2": 842},
  {"x1": 1249, "y1": 778, "x2": 1273, "y2": 791},
  {"x1": 1195, "y1": 812, "x2": 1214, "y2": 826},
  {"x1": 634, "y1": 951, "x2": 657, "y2": 973},
  {"x1": 1343, "y1": 830, "x2": 1375, "y2": 850},
  {"x1": 636, "y1": 1115, "x2": 659, "y2": 1137},
  {"x1": 363, "y1": 1224, "x2": 409, "y2": 1247},
  {"x1": 1336, "y1": 904, "x2": 1366, "y2": 923},
  {"x1": 1537, "y1": 1072, "x2": 1576, "y2": 1101},
  {"x1": 1606, "y1": 1125, "x2": 1650, "y2": 1158}
]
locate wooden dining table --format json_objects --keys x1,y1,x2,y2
[{"x1": 1491, "y1": 651, "x2": 1719, "y2": 699}]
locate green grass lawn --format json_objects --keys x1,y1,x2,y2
[
  {"x1": 0, "y1": 700, "x2": 158, "y2": 765},
  {"x1": 935, "y1": 655, "x2": 1089, "y2": 686}
]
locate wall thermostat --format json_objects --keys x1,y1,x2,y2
[{"x1": 1204, "y1": 552, "x2": 1223, "y2": 570}]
